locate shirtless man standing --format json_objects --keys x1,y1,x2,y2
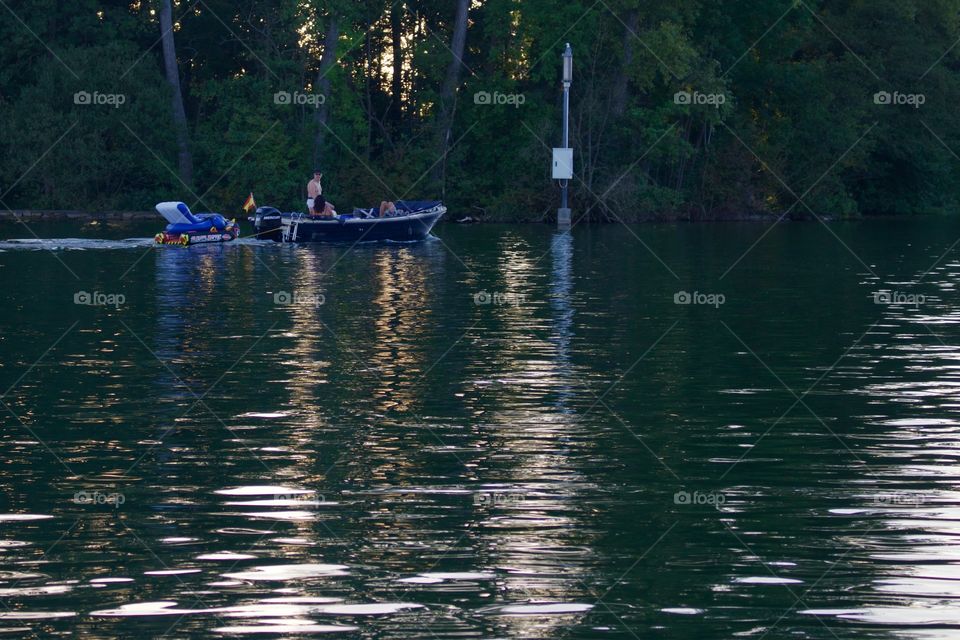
[
  {"x1": 306, "y1": 171, "x2": 335, "y2": 217},
  {"x1": 306, "y1": 170, "x2": 323, "y2": 214}
]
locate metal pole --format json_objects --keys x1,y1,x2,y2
[
  {"x1": 561, "y1": 84, "x2": 569, "y2": 210},
  {"x1": 558, "y1": 43, "x2": 572, "y2": 227}
]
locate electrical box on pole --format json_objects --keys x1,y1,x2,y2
[{"x1": 552, "y1": 148, "x2": 573, "y2": 180}]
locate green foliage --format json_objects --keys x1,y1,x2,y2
[
  {"x1": 0, "y1": 41, "x2": 176, "y2": 209},
  {"x1": 2, "y1": 0, "x2": 960, "y2": 220}
]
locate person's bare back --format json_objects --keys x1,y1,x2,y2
[{"x1": 307, "y1": 175, "x2": 321, "y2": 199}]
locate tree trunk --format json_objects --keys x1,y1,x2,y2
[
  {"x1": 390, "y1": 2, "x2": 404, "y2": 125},
  {"x1": 611, "y1": 9, "x2": 639, "y2": 118},
  {"x1": 365, "y1": 30, "x2": 373, "y2": 158},
  {"x1": 433, "y1": 0, "x2": 470, "y2": 192},
  {"x1": 313, "y1": 16, "x2": 340, "y2": 167},
  {"x1": 159, "y1": 0, "x2": 193, "y2": 187}
]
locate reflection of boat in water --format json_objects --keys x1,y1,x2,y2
[
  {"x1": 154, "y1": 201, "x2": 239, "y2": 246},
  {"x1": 249, "y1": 201, "x2": 445, "y2": 243}
]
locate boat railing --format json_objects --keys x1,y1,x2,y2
[{"x1": 390, "y1": 203, "x2": 446, "y2": 218}]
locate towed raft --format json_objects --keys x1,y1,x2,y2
[
  {"x1": 154, "y1": 202, "x2": 239, "y2": 246},
  {"x1": 250, "y1": 201, "x2": 445, "y2": 243}
]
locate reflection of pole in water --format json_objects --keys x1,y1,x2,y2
[{"x1": 550, "y1": 230, "x2": 574, "y2": 412}]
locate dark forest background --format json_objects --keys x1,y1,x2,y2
[{"x1": 2, "y1": 0, "x2": 960, "y2": 221}]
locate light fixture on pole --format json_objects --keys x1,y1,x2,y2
[{"x1": 553, "y1": 43, "x2": 574, "y2": 227}]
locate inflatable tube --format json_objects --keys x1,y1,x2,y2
[{"x1": 156, "y1": 201, "x2": 201, "y2": 225}]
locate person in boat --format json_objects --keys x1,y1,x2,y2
[
  {"x1": 379, "y1": 201, "x2": 397, "y2": 217},
  {"x1": 307, "y1": 170, "x2": 336, "y2": 218}
]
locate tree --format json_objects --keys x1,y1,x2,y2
[
  {"x1": 3, "y1": 0, "x2": 960, "y2": 219},
  {"x1": 313, "y1": 14, "x2": 340, "y2": 167},
  {"x1": 433, "y1": 0, "x2": 470, "y2": 194},
  {"x1": 390, "y1": 2, "x2": 405, "y2": 125},
  {"x1": 158, "y1": 0, "x2": 193, "y2": 187}
]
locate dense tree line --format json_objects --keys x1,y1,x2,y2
[{"x1": 1, "y1": 0, "x2": 960, "y2": 221}]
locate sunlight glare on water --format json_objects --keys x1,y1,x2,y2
[{"x1": 1, "y1": 218, "x2": 960, "y2": 638}]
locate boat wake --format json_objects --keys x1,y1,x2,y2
[
  {"x1": 0, "y1": 237, "x2": 293, "y2": 251},
  {"x1": 0, "y1": 238, "x2": 156, "y2": 251},
  {"x1": 0, "y1": 234, "x2": 442, "y2": 252}
]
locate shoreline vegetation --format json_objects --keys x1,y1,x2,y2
[
  {"x1": 0, "y1": 211, "x2": 155, "y2": 221},
  {"x1": 0, "y1": 209, "x2": 897, "y2": 224},
  {"x1": 2, "y1": 3, "x2": 959, "y2": 221}
]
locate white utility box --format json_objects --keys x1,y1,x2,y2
[{"x1": 552, "y1": 148, "x2": 573, "y2": 180}]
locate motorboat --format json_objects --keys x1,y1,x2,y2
[{"x1": 249, "y1": 201, "x2": 445, "y2": 243}]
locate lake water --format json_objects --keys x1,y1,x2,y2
[{"x1": 1, "y1": 217, "x2": 959, "y2": 638}]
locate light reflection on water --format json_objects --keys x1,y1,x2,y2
[
  {"x1": 2, "y1": 220, "x2": 960, "y2": 637},
  {"x1": 792, "y1": 259, "x2": 960, "y2": 636}
]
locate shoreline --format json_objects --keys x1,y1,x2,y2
[
  {"x1": 0, "y1": 210, "x2": 156, "y2": 221},
  {"x1": 0, "y1": 210, "x2": 931, "y2": 223}
]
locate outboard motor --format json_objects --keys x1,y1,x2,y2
[{"x1": 252, "y1": 206, "x2": 283, "y2": 242}]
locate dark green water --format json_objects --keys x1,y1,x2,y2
[{"x1": 0, "y1": 217, "x2": 959, "y2": 639}]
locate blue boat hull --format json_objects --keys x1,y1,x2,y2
[
  {"x1": 292, "y1": 210, "x2": 443, "y2": 243},
  {"x1": 251, "y1": 203, "x2": 445, "y2": 243}
]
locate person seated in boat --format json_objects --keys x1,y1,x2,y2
[
  {"x1": 379, "y1": 201, "x2": 397, "y2": 217},
  {"x1": 307, "y1": 170, "x2": 336, "y2": 218},
  {"x1": 312, "y1": 193, "x2": 337, "y2": 218}
]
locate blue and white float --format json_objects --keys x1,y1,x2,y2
[{"x1": 154, "y1": 201, "x2": 239, "y2": 246}]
